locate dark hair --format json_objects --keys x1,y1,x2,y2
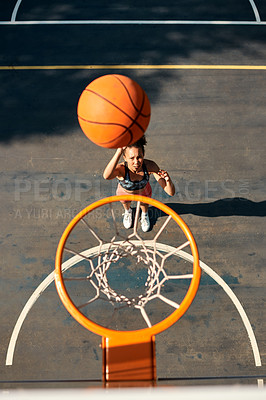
[{"x1": 124, "y1": 135, "x2": 147, "y2": 156}]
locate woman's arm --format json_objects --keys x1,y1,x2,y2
[
  {"x1": 146, "y1": 159, "x2": 175, "y2": 196},
  {"x1": 103, "y1": 148, "x2": 124, "y2": 180},
  {"x1": 156, "y1": 169, "x2": 175, "y2": 196}
]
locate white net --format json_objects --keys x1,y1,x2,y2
[{"x1": 61, "y1": 200, "x2": 196, "y2": 330}]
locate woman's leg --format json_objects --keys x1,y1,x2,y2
[
  {"x1": 121, "y1": 200, "x2": 131, "y2": 211},
  {"x1": 140, "y1": 203, "x2": 149, "y2": 213}
]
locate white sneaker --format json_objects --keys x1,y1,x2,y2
[
  {"x1": 141, "y1": 212, "x2": 150, "y2": 232},
  {"x1": 123, "y1": 208, "x2": 133, "y2": 229}
]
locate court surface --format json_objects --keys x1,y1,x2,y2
[{"x1": 1, "y1": 0, "x2": 266, "y2": 390}]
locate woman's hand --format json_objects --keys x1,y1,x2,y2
[
  {"x1": 157, "y1": 169, "x2": 175, "y2": 196},
  {"x1": 158, "y1": 169, "x2": 170, "y2": 182}
]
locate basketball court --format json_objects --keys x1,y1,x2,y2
[{"x1": 1, "y1": 0, "x2": 266, "y2": 393}]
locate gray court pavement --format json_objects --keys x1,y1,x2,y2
[{"x1": 1, "y1": 0, "x2": 266, "y2": 388}]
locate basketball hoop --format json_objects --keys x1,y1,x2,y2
[{"x1": 55, "y1": 195, "x2": 201, "y2": 382}]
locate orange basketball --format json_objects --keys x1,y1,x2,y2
[{"x1": 77, "y1": 74, "x2": 151, "y2": 148}]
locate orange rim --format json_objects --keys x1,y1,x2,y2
[{"x1": 55, "y1": 195, "x2": 201, "y2": 342}]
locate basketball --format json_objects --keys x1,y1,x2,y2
[{"x1": 77, "y1": 74, "x2": 151, "y2": 148}]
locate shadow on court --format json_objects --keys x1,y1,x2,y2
[
  {"x1": 11, "y1": 0, "x2": 256, "y2": 21},
  {"x1": 1, "y1": 1, "x2": 266, "y2": 142},
  {"x1": 148, "y1": 198, "x2": 266, "y2": 228}
]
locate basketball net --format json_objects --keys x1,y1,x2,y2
[{"x1": 55, "y1": 195, "x2": 201, "y2": 384}]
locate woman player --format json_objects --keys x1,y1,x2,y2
[{"x1": 103, "y1": 136, "x2": 175, "y2": 232}]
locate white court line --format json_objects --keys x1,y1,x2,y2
[
  {"x1": 11, "y1": 0, "x2": 23, "y2": 22},
  {"x1": 7, "y1": 0, "x2": 264, "y2": 25},
  {"x1": 5, "y1": 243, "x2": 262, "y2": 388},
  {"x1": 1, "y1": 386, "x2": 266, "y2": 400},
  {"x1": 1, "y1": 20, "x2": 266, "y2": 26},
  {"x1": 1, "y1": 65, "x2": 266, "y2": 71},
  {"x1": 249, "y1": 0, "x2": 261, "y2": 23},
  {"x1": 177, "y1": 250, "x2": 262, "y2": 368}
]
